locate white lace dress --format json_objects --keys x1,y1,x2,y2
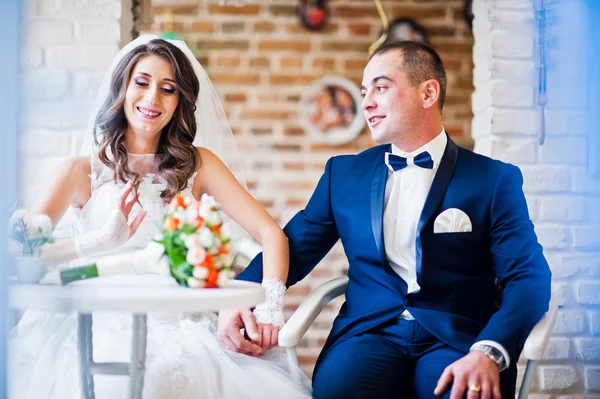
[{"x1": 8, "y1": 153, "x2": 312, "y2": 399}]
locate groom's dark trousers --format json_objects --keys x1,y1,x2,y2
[
  {"x1": 311, "y1": 317, "x2": 516, "y2": 399},
  {"x1": 238, "y1": 137, "x2": 551, "y2": 398}
]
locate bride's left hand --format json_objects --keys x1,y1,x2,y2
[{"x1": 255, "y1": 323, "x2": 280, "y2": 353}]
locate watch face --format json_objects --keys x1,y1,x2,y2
[{"x1": 489, "y1": 348, "x2": 502, "y2": 362}]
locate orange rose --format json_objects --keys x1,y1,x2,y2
[
  {"x1": 206, "y1": 266, "x2": 219, "y2": 288},
  {"x1": 164, "y1": 215, "x2": 180, "y2": 231},
  {"x1": 192, "y1": 216, "x2": 205, "y2": 229},
  {"x1": 203, "y1": 254, "x2": 214, "y2": 268},
  {"x1": 217, "y1": 245, "x2": 229, "y2": 255},
  {"x1": 169, "y1": 194, "x2": 186, "y2": 211}
]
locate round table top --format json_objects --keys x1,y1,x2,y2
[{"x1": 8, "y1": 275, "x2": 264, "y2": 313}]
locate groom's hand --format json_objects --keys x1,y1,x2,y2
[
  {"x1": 434, "y1": 351, "x2": 501, "y2": 399},
  {"x1": 217, "y1": 309, "x2": 264, "y2": 357}
]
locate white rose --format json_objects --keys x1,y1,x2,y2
[
  {"x1": 183, "y1": 203, "x2": 199, "y2": 222},
  {"x1": 218, "y1": 253, "x2": 232, "y2": 269},
  {"x1": 217, "y1": 269, "x2": 234, "y2": 287},
  {"x1": 197, "y1": 227, "x2": 215, "y2": 248},
  {"x1": 186, "y1": 247, "x2": 206, "y2": 265},
  {"x1": 183, "y1": 234, "x2": 202, "y2": 249},
  {"x1": 183, "y1": 196, "x2": 193, "y2": 207},
  {"x1": 172, "y1": 210, "x2": 187, "y2": 225},
  {"x1": 187, "y1": 277, "x2": 206, "y2": 289},
  {"x1": 9, "y1": 208, "x2": 27, "y2": 226},
  {"x1": 198, "y1": 203, "x2": 211, "y2": 219},
  {"x1": 198, "y1": 194, "x2": 217, "y2": 218},
  {"x1": 205, "y1": 211, "x2": 221, "y2": 226},
  {"x1": 192, "y1": 266, "x2": 209, "y2": 280},
  {"x1": 221, "y1": 223, "x2": 234, "y2": 240},
  {"x1": 30, "y1": 214, "x2": 53, "y2": 235},
  {"x1": 200, "y1": 193, "x2": 216, "y2": 207}
]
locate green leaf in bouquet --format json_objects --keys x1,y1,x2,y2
[
  {"x1": 173, "y1": 235, "x2": 185, "y2": 248},
  {"x1": 171, "y1": 262, "x2": 193, "y2": 286},
  {"x1": 179, "y1": 224, "x2": 196, "y2": 235}
]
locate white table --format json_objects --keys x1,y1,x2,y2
[{"x1": 8, "y1": 275, "x2": 264, "y2": 399}]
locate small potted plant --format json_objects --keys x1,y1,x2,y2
[{"x1": 9, "y1": 208, "x2": 54, "y2": 283}]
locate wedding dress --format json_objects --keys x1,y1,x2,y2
[{"x1": 8, "y1": 153, "x2": 312, "y2": 399}]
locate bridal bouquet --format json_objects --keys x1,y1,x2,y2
[
  {"x1": 9, "y1": 208, "x2": 55, "y2": 256},
  {"x1": 155, "y1": 193, "x2": 235, "y2": 288},
  {"x1": 60, "y1": 194, "x2": 235, "y2": 288}
]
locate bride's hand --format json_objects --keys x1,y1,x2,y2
[
  {"x1": 97, "y1": 180, "x2": 147, "y2": 247},
  {"x1": 119, "y1": 180, "x2": 146, "y2": 238},
  {"x1": 74, "y1": 181, "x2": 147, "y2": 258}
]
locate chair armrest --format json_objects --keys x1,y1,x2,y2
[
  {"x1": 521, "y1": 298, "x2": 559, "y2": 361},
  {"x1": 278, "y1": 276, "x2": 348, "y2": 348},
  {"x1": 234, "y1": 238, "x2": 262, "y2": 260}
]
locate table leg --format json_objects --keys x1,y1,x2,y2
[
  {"x1": 77, "y1": 313, "x2": 95, "y2": 399},
  {"x1": 129, "y1": 314, "x2": 148, "y2": 399}
]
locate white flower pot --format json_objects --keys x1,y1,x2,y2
[{"x1": 16, "y1": 256, "x2": 47, "y2": 284}]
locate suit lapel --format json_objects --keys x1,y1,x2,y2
[
  {"x1": 415, "y1": 137, "x2": 459, "y2": 283},
  {"x1": 370, "y1": 145, "x2": 390, "y2": 267},
  {"x1": 418, "y1": 137, "x2": 459, "y2": 234}
]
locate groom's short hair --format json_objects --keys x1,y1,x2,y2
[{"x1": 370, "y1": 41, "x2": 447, "y2": 111}]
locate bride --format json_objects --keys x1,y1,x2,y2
[{"x1": 9, "y1": 35, "x2": 311, "y2": 398}]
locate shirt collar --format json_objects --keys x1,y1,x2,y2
[{"x1": 390, "y1": 127, "x2": 447, "y2": 169}]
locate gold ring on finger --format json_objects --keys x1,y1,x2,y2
[{"x1": 468, "y1": 383, "x2": 481, "y2": 393}]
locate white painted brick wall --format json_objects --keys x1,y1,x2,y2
[
  {"x1": 19, "y1": 0, "x2": 130, "y2": 207},
  {"x1": 538, "y1": 365, "x2": 579, "y2": 391},
  {"x1": 472, "y1": 0, "x2": 599, "y2": 395}
]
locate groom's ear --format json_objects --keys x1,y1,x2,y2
[{"x1": 420, "y1": 79, "x2": 440, "y2": 110}]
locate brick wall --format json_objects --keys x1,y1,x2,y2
[
  {"x1": 19, "y1": 0, "x2": 132, "y2": 206},
  {"x1": 472, "y1": 0, "x2": 600, "y2": 396},
  {"x1": 142, "y1": 0, "x2": 474, "y2": 376}
]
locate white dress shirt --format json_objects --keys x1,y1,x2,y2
[
  {"x1": 382, "y1": 128, "x2": 511, "y2": 368},
  {"x1": 383, "y1": 129, "x2": 447, "y2": 306}
]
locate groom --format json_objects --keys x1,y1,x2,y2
[{"x1": 222, "y1": 41, "x2": 551, "y2": 398}]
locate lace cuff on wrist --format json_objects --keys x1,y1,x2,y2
[{"x1": 253, "y1": 278, "x2": 286, "y2": 328}]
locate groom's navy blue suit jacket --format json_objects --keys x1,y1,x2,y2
[{"x1": 238, "y1": 137, "x2": 551, "y2": 367}]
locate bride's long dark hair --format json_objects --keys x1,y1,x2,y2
[{"x1": 93, "y1": 38, "x2": 200, "y2": 201}]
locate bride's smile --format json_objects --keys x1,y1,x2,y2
[{"x1": 137, "y1": 105, "x2": 162, "y2": 119}]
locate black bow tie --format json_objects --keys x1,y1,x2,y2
[{"x1": 385, "y1": 151, "x2": 434, "y2": 171}]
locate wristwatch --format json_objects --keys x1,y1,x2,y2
[{"x1": 470, "y1": 344, "x2": 507, "y2": 372}]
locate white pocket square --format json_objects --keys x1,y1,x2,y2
[{"x1": 433, "y1": 208, "x2": 472, "y2": 233}]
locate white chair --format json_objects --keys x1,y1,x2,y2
[{"x1": 279, "y1": 276, "x2": 559, "y2": 399}]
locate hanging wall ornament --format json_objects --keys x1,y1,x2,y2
[
  {"x1": 299, "y1": 0, "x2": 328, "y2": 32},
  {"x1": 381, "y1": 18, "x2": 427, "y2": 46},
  {"x1": 368, "y1": 0, "x2": 389, "y2": 55},
  {"x1": 536, "y1": 0, "x2": 548, "y2": 145}
]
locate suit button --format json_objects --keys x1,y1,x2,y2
[{"x1": 405, "y1": 298, "x2": 414, "y2": 307}]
